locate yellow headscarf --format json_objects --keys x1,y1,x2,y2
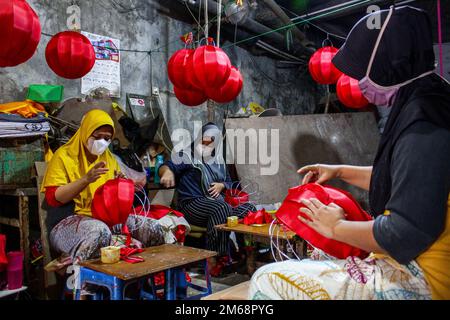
[{"x1": 41, "y1": 109, "x2": 120, "y2": 216}]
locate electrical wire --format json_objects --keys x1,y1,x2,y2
[
  {"x1": 222, "y1": 0, "x2": 374, "y2": 49},
  {"x1": 40, "y1": 0, "x2": 373, "y2": 55},
  {"x1": 278, "y1": 3, "x2": 347, "y2": 41}
]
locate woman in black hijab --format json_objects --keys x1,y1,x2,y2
[{"x1": 249, "y1": 6, "x2": 450, "y2": 300}]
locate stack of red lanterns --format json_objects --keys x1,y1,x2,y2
[
  {"x1": 308, "y1": 46, "x2": 368, "y2": 109},
  {"x1": 168, "y1": 41, "x2": 243, "y2": 107}
]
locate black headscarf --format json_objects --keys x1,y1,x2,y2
[{"x1": 333, "y1": 6, "x2": 450, "y2": 216}]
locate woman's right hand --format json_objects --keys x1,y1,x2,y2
[
  {"x1": 297, "y1": 164, "x2": 341, "y2": 185},
  {"x1": 84, "y1": 161, "x2": 109, "y2": 184},
  {"x1": 160, "y1": 168, "x2": 175, "y2": 188}
]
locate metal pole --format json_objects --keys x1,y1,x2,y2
[{"x1": 217, "y1": 0, "x2": 222, "y2": 46}]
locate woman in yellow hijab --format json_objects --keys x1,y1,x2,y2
[{"x1": 42, "y1": 109, "x2": 164, "y2": 265}]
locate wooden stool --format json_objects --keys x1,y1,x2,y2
[{"x1": 74, "y1": 244, "x2": 216, "y2": 300}]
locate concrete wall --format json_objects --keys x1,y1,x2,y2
[{"x1": 0, "y1": 0, "x2": 320, "y2": 135}]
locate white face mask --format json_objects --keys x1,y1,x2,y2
[
  {"x1": 358, "y1": 6, "x2": 434, "y2": 107},
  {"x1": 87, "y1": 137, "x2": 111, "y2": 156}
]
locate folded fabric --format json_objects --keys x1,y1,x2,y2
[
  {"x1": 0, "y1": 120, "x2": 50, "y2": 138},
  {"x1": 0, "y1": 113, "x2": 48, "y2": 123},
  {"x1": 0, "y1": 100, "x2": 47, "y2": 118},
  {"x1": 120, "y1": 247, "x2": 145, "y2": 263},
  {"x1": 241, "y1": 209, "x2": 274, "y2": 225},
  {"x1": 276, "y1": 183, "x2": 372, "y2": 259}
]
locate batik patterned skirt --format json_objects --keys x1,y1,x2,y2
[{"x1": 249, "y1": 252, "x2": 431, "y2": 300}]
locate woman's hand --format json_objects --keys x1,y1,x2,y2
[
  {"x1": 84, "y1": 161, "x2": 109, "y2": 184},
  {"x1": 160, "y1": 168, "x2": 175, "y2": 188},
  {"x1": 298, "y1": 198, "x2": 346, "y2": 239},
  {"x1": 114, "y1": 170, "x2": 127, "y2": 179},
  {"x1": 297, "y1": 164, "x2": 341, "y2": 185},
  {"x1": 208, "y1": 182, "x2": 225, "y2": 198}
]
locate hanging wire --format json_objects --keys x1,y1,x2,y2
[
  {"x1": 41, "y1": 0, "x2": 369, "y2": 55},
  {"x1": 278, "y1": 3, "x2": 347, "y2": 41},
  {"x1": 222, "y1": 0, "x2": 372, "y2": 49}
]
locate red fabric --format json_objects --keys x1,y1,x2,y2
[
  {"x1": 174, "y1": 225, "x2": 186, "y2": 244},
  {"x1": 224, "y1": 189, "x2": 249, "y2": 207},
  {"x1": 276, "y1": 183, "x2": 372, "y2": 259},
  {"x1": 91, "y1": 178, "x2": 135, "y2": 228},
  {"x1": 0, "y1": 234, "x2": 7, "y2": 272},
  {"x1": 153, "y1": 271, "x2": 192, "y2": 287},
  {"x1": 45, "y1": 31, "x2": 95, "y2": 79},
  {"x1": 241, "y1": 209, "x2": 273, "y2": 225},
  {"x1": 120, "y1": 247, "x2": 144, "y2": 263},
  {"x1": 134, "y1": 204, "x2": 184, "y2": 219},
  {"x1": 45, "y1": 186, "x2": 64, "y2": 207},
  {"x1": 0, "y1": 0, "x2": 41, "y2": 67}
]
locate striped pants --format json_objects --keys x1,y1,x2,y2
[{"x1": 178, "y1": 197, "x2": 256, "y2": 255}]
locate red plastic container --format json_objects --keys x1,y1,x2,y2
[{"x1": 6, "y1": 251, "x2": 23, "y2": 290}]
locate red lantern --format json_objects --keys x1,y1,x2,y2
[
  {"x1": 336, "y1": 74, "x2": 369, "y2": 109},
  {"x1": 174, "y1": 86, "x2": 207, "y2": 107},
  {"x1": 45, "y1": 31, "x2": 95, "y2": 79},
  {"x1": 206, "y1": 66, "x2": 243, "y2": 103},
  {"x1": 308, "y1": 46, "x2": 342, "y2": 84},
  {"x1": 276, "y1": 183, "x2": 372, "y2": 259},
  {"x1": 168, "y1": 48, "x2": 199, "y2": 89},
  {"x1": 0, "y1": 0, "x2": 41, "y2": 67},
  {"x1": 91, "y1": 178, "x2": 135, "y2": 228},
  {"x1": 191, "y1": 45, "x2": 231, "y2": 90}
]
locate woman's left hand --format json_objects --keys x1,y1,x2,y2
[
  {"x1": 298, "y1": 198, "x2": 346, "y2": 239},
  {"x1": 208, "y1": 182, "x2": 225, "y2": 198}
]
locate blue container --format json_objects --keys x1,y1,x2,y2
[{"x1": 154, "y1": 154, "x2": 164, "y2": 184}]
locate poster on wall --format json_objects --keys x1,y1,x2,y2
[{"x1": 81, "y1": 31, "x2": 121, "y2": 97}]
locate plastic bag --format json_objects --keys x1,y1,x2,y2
[{"x1": 113, "y1": 154, "x2": 147, "y2": 188}]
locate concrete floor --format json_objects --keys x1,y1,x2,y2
[{"x1": 188, "y1": 272, "x2": 251, "y2": 296}]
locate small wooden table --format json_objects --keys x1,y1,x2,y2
[
  {"x1": 215, "y1": 223, "x2": 305, "y2": 274},
  {"x1": 76, "y1": 244, "x2": 216, "y2": 300}
]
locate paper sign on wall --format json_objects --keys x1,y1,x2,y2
[{"x1": 81, "y1": 31, "x2": 121, "y2": 97}]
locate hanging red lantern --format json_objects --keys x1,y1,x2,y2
[
  {"x1": 191, "y1": 45, "x2": 231, "y2": 90},
  {"x1": 92, "y1": 178, "x2": 135, "y2": 228},
  {"x1": 206, "y1": 66, "x2": 243, "y2": 104},
  {"x1": 168, "y1": 48, "x2": 199, "y2": 89},
  {"x1": 0, "y1": 0, "x2": 41, "y2": 67},
  {"x1": 45, "y1": 31, "x2": 95, "y2": 79},
  {"x1": 308, "y1": 46, "x2": 342, "y2": 84},
  {"x1": 336, "y1": 74, "x2": 369, "y2": 109},
  {"x1": 174, "y1": 86, "x2": 207, "y2": 107},
  {"x1": 276, "y1": 183, "x2": 372, "y2": 259}
]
